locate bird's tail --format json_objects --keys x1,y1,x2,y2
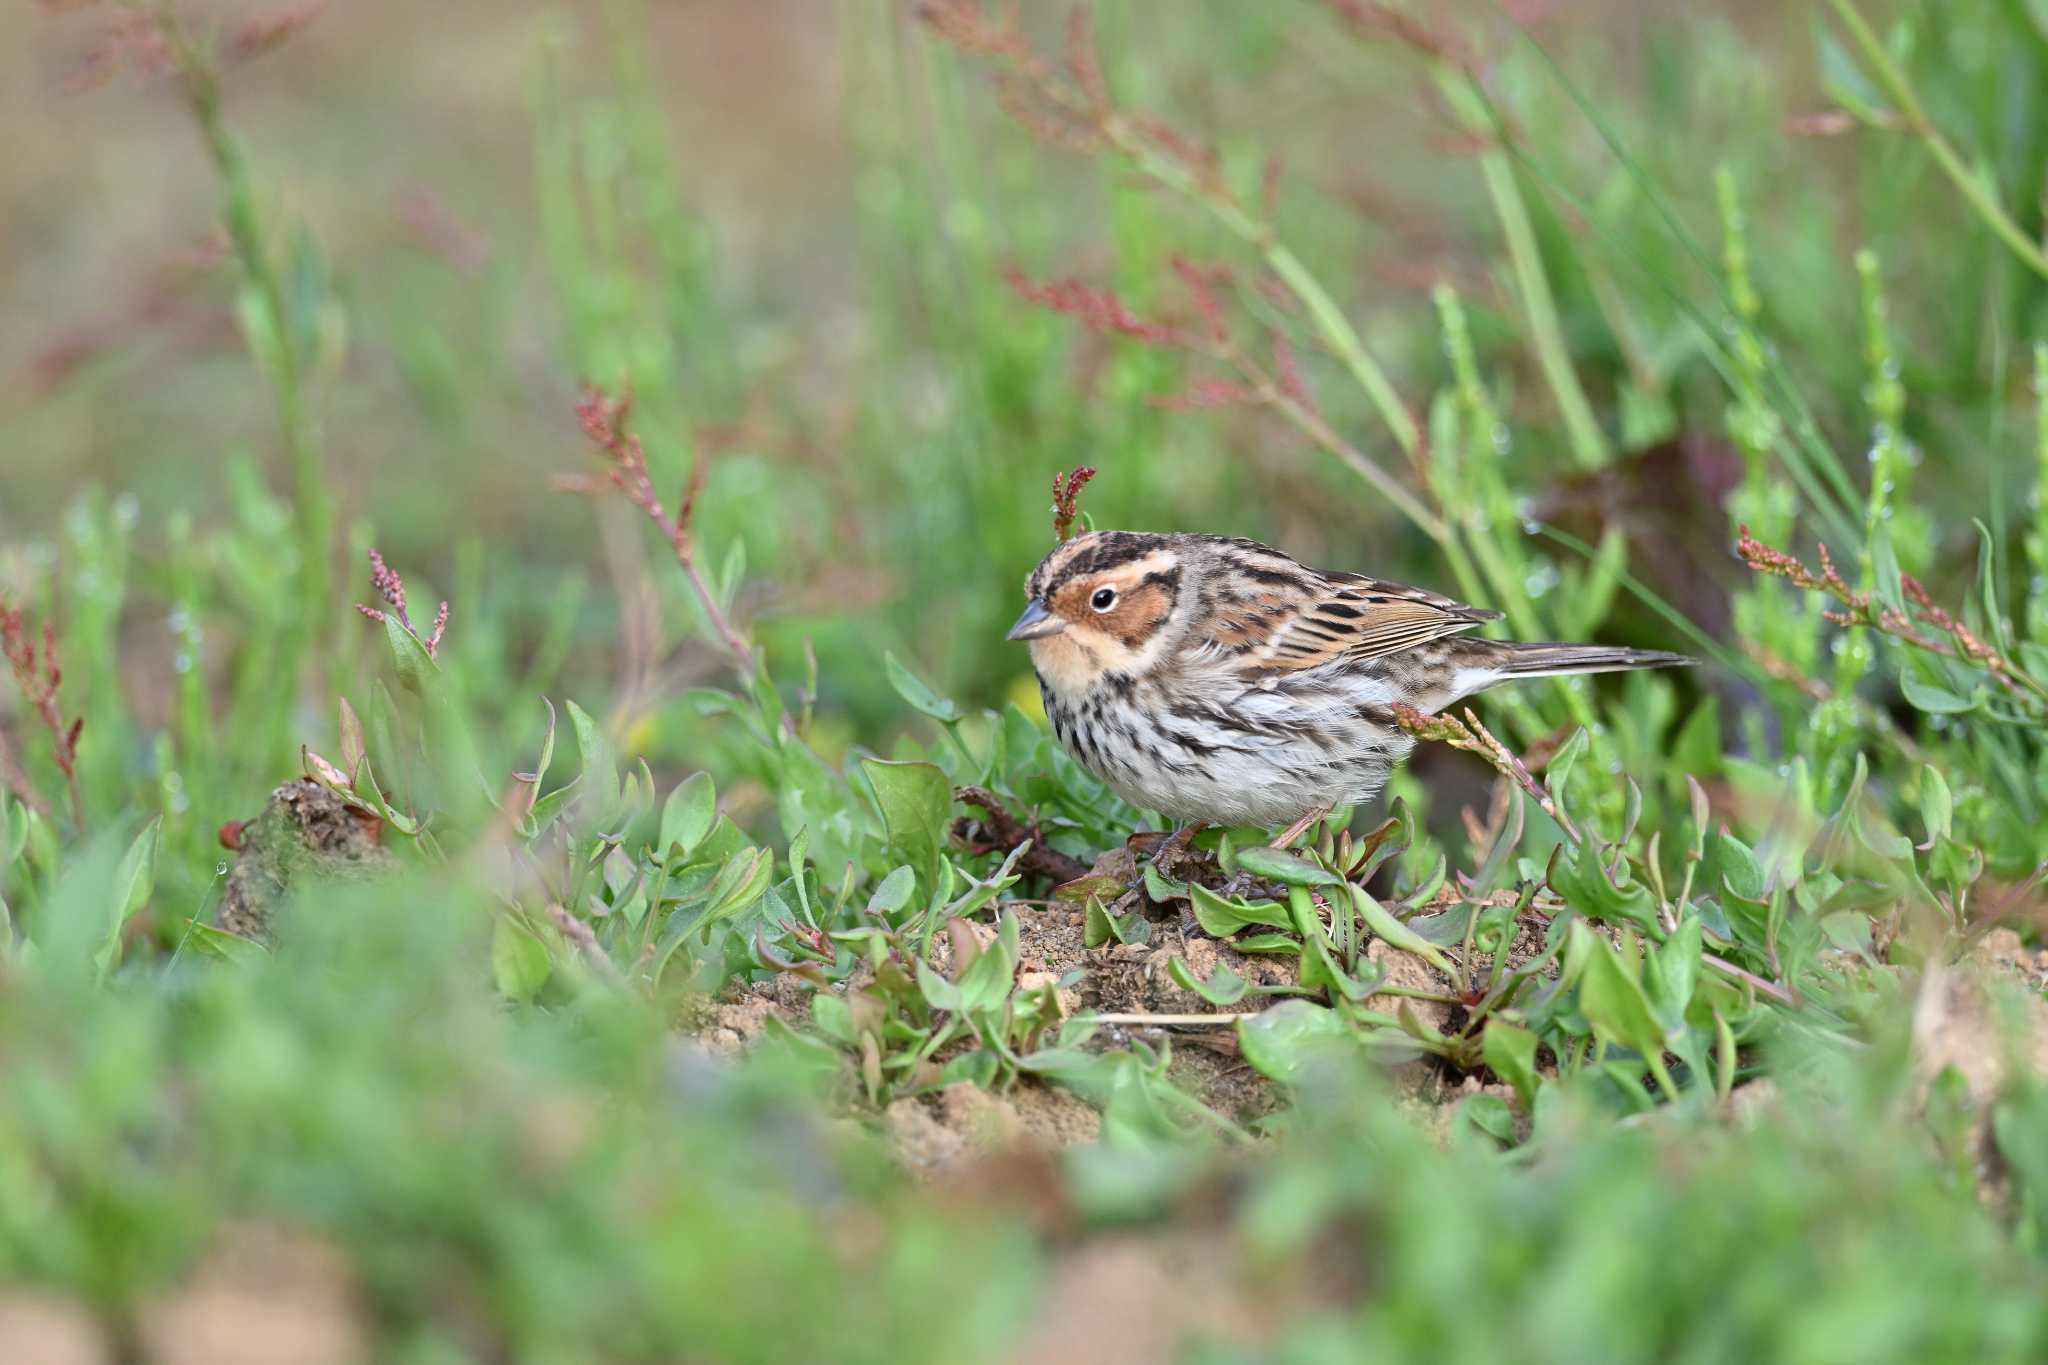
[
  {"x1": 1479, "y1": 640, "x2": 1694, "y2": 679},
  {"x1": 1441, "y1": 639, "x2": 1694, "y2": 706}
]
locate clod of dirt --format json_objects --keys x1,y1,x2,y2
[
  {"x1": 1363, "y1": 939, "x2": 1454, "y2": 1035},
  {"x1": 0, "y1": 1292, "x2": 110, "y2": 1365},
  {"x1": 1910, "y1": 961, "x2": 2048, "y2": 1209},
  {"x1": 216, "y1": 780, "x2": 392, "y2": 943},
  {"x1": 1167, "y1": 1043, "x2": 1283, "y2": 1126},
  {"x1": 1974, "y1": 928, "x2": 2048, "y2": 994},
  {"x1": 1722, "y1": 1078, "x2": 1780, "y2": 1126},
  {"x1": 885, "y1": 1081, "x2": 1102, "y2": 1171},
  {"x1": 1912, "y1": 964, "x2": 2048, "y2": 1112},
  {"x1": 1006, "y1": 1236, "x2": 1262, "y2": 1365},
  {"x1": 138, "y1": 1222, "x2": 364, "y2": 1365}
]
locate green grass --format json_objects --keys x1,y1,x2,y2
[{"x1": 5, "y1": 1, "x2": 2048, "y2": 1360}]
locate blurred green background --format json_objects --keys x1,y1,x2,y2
[
  {"x1": 11, "y1": 0, "x2": 2041, "y2": 741},
  {"x1": 7, "y1": 2, "x2": 2048, "y2": 1361}
]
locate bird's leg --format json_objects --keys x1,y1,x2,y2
[
  {"x1": 1152, "y1": 821, "x2": 1209, "y2": 878},
  {"x1": 1269, "y1": 803, "x2": 1334, "y2": 851}
]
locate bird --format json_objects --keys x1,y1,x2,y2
[{"x1": 1006, "y1": 530, "x2": 1692, "y2": 852}]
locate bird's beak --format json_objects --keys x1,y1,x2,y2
[{"x1": 1006, "y1": 598, "x2": 1066, "y2": 641}]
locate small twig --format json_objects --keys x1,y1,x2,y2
[
  {"x1": 571, "y1": 386, "x2": 790, "y2": 730},
  {"x1": 1394, "y1": 703, "x2": 1580, "y2": 842},
  {"x1": 1090, "y1": 1011, "x2": 1258, "y2": 1028},
  {"x1": 0, "y1": 603, "x2": 83, "y2": 830},
  {"x1": 1702, "y1": 951, "x2": 1801, "y2": 1009},
  {"x1": 544, "y1": 902, "x2": 623, "y2": 985},
  {"x1": 952, "y1": 786, "x2": 1091, "y2": 884}
]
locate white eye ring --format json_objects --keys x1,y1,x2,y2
[{"x1": 1090, "y1": 587, "x2": 1118, "y2": 612}]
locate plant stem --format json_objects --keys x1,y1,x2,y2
[
  {"x1": 1436, "y1": 70, "x2": 1609, "y2": 468},
  {"x1": 157, "y1": 7, "x2": 333, "y2": 647},
  {"x1": 1089, "y1": 1011, "x2": 1257, "y2": 1028},
  {"x1": 1096, "y1": 119, "x2": 1445, "y2": 542},
  {"x1": 1247, "y1": 355, "x2": 1450, "y2": 543},
  {"x1": 1826, "y1": 0, "x2": 2048, "y2": 282}
]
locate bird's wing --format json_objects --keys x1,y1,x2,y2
[{"x1": 1200, "y1": 571, "x2": 1502, "y2": 675}]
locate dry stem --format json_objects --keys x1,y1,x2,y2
[{"x1": 569, "y1": 386, "x2": 790, "y2": 731}]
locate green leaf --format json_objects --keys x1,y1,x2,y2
[
  {"x1": 1714, "y1": 831, "x2": 1766, "y2": 901},
  {"x1": 1141, "y1": 862, "x2": 1190, "y2": 904},
  {"x1": 659, "y1": 771, "x2": 717, "y2": 858},
  {"x1": 1973, "y1": 520, "x2": 2012, "y2": 655},
  {"x1": 1188, "y1": 882, "x2": 1292, "y2": 937},
  {"x1": 1166, "y1": 955, "x2": 1250, "y2": 1006},
  {"x1": 1918, "y1": 765, "x2": 1952, "y2": 844},
  {"x1": 1351, "y1": 885, "x2": 1454, "y2": 975},
  {"x1": 1571, "y1": 922, "x2": 1668, "y2": 1062},
  {"x1": 868, "y1": 865, "x2": 918, "y2": 917},
  {"x1": 1299, "y1": 934, "x2": 1372, "y2": 1003},
  {"x1": 883, "y1": 651, "x2": 961, "y2": 724},
  {"x1": 96, "y1": 818, "x2": 160, "y2": 979},
  {"x1": 1233, "y1": 933, "x2": 1305, "y2": 955},
  {"x1": 956, "y1": 920, "x2": 1017, "y2": 1014},
  {"x1": 915, "y1": 958, "x2": 965, "y2": 1013},
  {"x1": 1549, "y1": 842, "x2": 1662, "y2": 932},
  {"x1": 702, "y1": 848, "x2": 774, "y2": 925},
  {"x1": 566, "y1": 700, "x2": 621, "y2": 825},
  {"x1": 811, "y1": 993, "x2": 858, "y2": 1046},
  {"x1": 183, "y1": 921, "x2": 268, "y2": 966},
  {"x1": 1483, "y1": 1018, "x2": 1541, "y2": 1110},
  {"x1": 1670, "y1": 698, "x2": 1722, "y2": 782},
  {"x1": 1237, "y1": 1001, "x2": 1358, "y2": 1084},
  {"x1": 1460, "y1": 1092, "x2": 1518, "y2": 1146},
  {"x1": 1544, "y1": 728, "x2": 1590, "y2": 809},
  {"x1": 3, "y1": 793, "x2": 28, "y2": 864},
  {"x1": 382, "y1": 611, "x2": 442, "y2": 697},
  {"x1": 1053, "y1": 874, "x2": 1129, "y2": 904},
  {"x1": 1644, "y1": 914, "x2": 1702, "y2": 1033},
  {"x1": 338, "y1": 696, "x2": 366, "y2": 777},
  {"x1": 1899, "y1": 667, "x2": 1977, "y2": 715},
  {"x1": 491, "y1": 917, "x2": 553, "y2": 1001},
  {"x1": 1084, "y1": 894, "x2": 1138, "y2": 947},
  {"x1": 861, "y1": 758, "x2": 951, "y2": 886},
  {"x1": 1233, "y1": 845, "x2": 1342, "y2": 886}
]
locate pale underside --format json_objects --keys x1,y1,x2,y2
[{"x1": 1041, "y1": 655, "x2": 1451, "y2": 827}]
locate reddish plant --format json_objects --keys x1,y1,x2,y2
[
  {"x1": 1004, "y1": 272, "x2": 1186, "y2": 348},
  {"x1": 1009, "y1": 255, "x2": 1331, "y2": 446},
  {"x1": 46, "y1": 0, "x2": 327, "y2": 92},
  {"x1": 1735, "y1": 525, "x2": 2044, "y2": 703},
  {"x1": 356, "y1": 548, "x2": 449, "y2": 658},
  {"x1": 564, "y1": 385, "x2": 790, "y2": 730},
  {"x1": 924, "y1": 0, "x2": 1446, "y2": 539},
  {"x1": 0, "y1": 601, "x2": 84, "y2": 828},
  {"x1": 392, "y1": 188, "x2": 492, "y2": 277},
  {"x1": 1050, "y1": 466, "x2": 1098, "y2": 541}
]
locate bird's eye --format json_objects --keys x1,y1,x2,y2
[{"x1": 1090, "y1": 587, "x2": 1118, "y2": 612}]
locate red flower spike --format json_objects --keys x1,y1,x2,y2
[{"x1": 1051, "y1": 466, "x2": 1098, "y2": 542}]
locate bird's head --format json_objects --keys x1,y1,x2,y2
[{"x1": 1008, "y1": 530, "x2": 1187, "y2": 695}]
